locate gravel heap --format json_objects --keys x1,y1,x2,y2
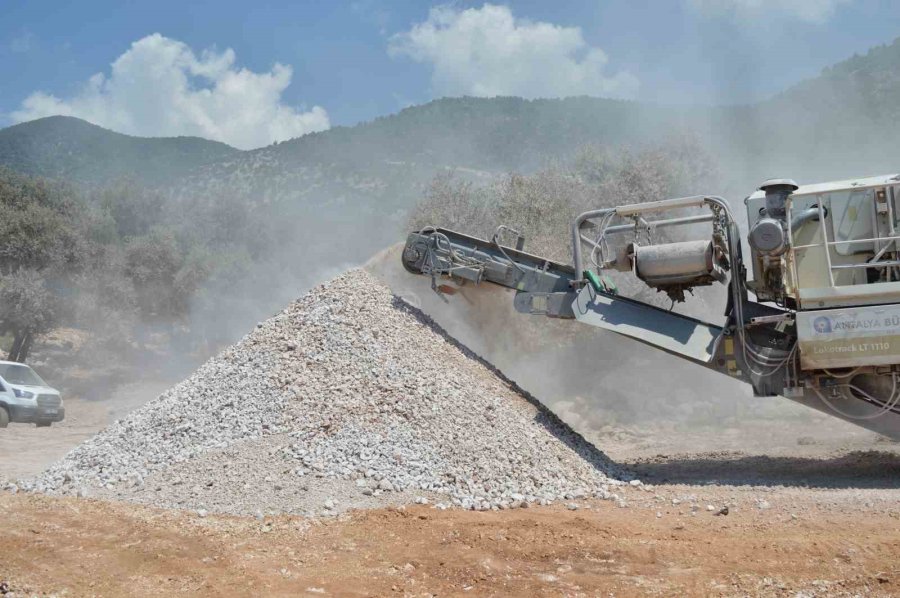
[{"x1": 28, "y1": 269, "x2": 621, "y2": 514}]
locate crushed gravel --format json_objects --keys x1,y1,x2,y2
[{"x1": 26, "y1": 269, "x2": 621, "y2": 514}]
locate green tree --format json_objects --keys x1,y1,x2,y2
[
  {"x1": 124, "y1": 228, "x2": 184, "y2": 320},
  {"x1": 0, "y1": 201, "x2": 79, "y2": 275},
  {"x1": 0, "y1": 269, "x2": 56, "y2": 362}
]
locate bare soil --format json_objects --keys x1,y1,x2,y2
[
  {"x1": 1, "y1": 482, "x2": 899, "y2": 597},
  {"x1": 0, "y1": 381, "x2": 173, "y2": 483},
  {"x1": 0, "y1": 398, "x2": 108, "y2": 481},
  {"x1": 2, "y1": 402, "x2": 900, "y2": 596}
]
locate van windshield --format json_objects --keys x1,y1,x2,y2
[{"x1": 0, "y1": 364, "x2": 47, "y2": 386}]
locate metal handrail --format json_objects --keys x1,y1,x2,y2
[
  {"x1": 831, "y1": 261, "x2": 900, "y2": 270},
  {"x1": 786, "y1": 198, "x2": 802, "y2": 298},
  {"x1": 817, "y1": 195, "x2": 836, "y2": 286},
  {"x1": 793, "y1": 233, "x2": 900, "y2": 250},
  {"x1": 789, "y1": 192, "x2": 900, "y2": 288}
]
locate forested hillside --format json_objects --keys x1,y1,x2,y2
[
  {"x1": 0, "y1": 165, "x2": 286, "y2": 383},
  {"x1": 0, "y1": 116, "x2": 239, "y2": 187},
  {"x1": 5, "y1": 31, "x2": 900, "y2": 199},
  {"x1": 0, "y1": 133, "x2": 713, "y2": 386},
  {"x1": 1, "y1": 35, "x2": 900, "y2": 390}
]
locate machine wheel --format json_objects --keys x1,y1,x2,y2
[
  {"x1": 0, "y1": 407, "x2": 8, "y2": 428},
  {"x1": 35, "y1": 421, "x2": 51, "y2": 428}
]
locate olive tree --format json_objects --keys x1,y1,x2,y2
[{"x1": 0, "y1": 269, "x2": 56, "y2": 362}]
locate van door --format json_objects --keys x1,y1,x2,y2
[{"x1": 0, "y1": 376, "x2": 12, "y2": 425}]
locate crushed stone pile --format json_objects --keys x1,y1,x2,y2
[{"x1": 27, "y1": 269, "x2": 621, "y2": 515}]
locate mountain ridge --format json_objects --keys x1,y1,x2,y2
[
  {"x1": 0, "y1": 116, "x2": 239, "y2": 186},
  {"x1": 2, "y1": 35, "x2": 899, "y2": 191}
]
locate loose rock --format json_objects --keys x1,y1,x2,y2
[{"x1": 27, "y1": 270, "x2": 619, "y2": 515}]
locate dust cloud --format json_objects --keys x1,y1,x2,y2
[
  {"x1": 363, "y1": 245, "x2": 862, "y2": 452},
  {"x1": 24, "y1": 38, "x2": 900, "y2": 449}
]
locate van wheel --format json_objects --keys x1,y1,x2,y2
[{"x1": 0, "y1": 408, "x2": 9, "y2": 428}]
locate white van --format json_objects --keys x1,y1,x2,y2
[{"x1": 0, "y1": 361, "x2": 64, "y2": 427}]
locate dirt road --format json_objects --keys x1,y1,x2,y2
[
  {"x1": 2, "y1": 481, "x2": 898, "y2": 597},
  {"x1": 3, "y1": 405, "x2": 900, "y2": 597},
  {"x1": 0, "y1": 381, "x2": 175, "y2": 482},
  {"x1": 3, "y1": 384, "x2": 899, "y2": 596},
  {"x1": 0, "y1": 398, "x2": 108, "y2": 481}
]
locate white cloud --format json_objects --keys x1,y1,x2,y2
[
  {"x1": 11, "y1": 34, "x2": 329, "y2": 149},
  {"x1": 388, "y1": 4, "x2": 638, "y2": 100},
  {"x1": 687, "y1": 0, "x2": 850, "y2": 23}
]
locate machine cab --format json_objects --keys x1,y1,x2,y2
[{"x1": 745, "y1": 174, "x2": 900, "y2": 370}]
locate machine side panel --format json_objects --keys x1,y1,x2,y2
[
  {"x1": 797, "y1": 304, "x2": 900, "y2": 368},
  {"x1": 572, "y1": 286, "x2": 722, "y2": 364}
]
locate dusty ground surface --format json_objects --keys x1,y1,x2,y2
[
  {"x1": 589, "y1": 419, "x2": 900, "y2": 488},
  {"x1": 3, "y1": 383, "x2": 900, "y2": 596},
  {"x1": 3, "y1": 406, "x2": 900, "y2": 596},
  {"x1": 1, "y1": 481, "x2": 899, "y2": 597},
  {"x1": 0, "y1": 381, "x2": 173, "y2": 483},
  {"x1": 0, "y1": 399, "x2": 108, "y2": 481}
]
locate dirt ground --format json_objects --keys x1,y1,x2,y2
[
  {"x1": 2, "y1": 397, "x2": 900, "y2": 597},
  {"x1": 2, "y1": 369, "x2": 900, "y2": 596},
  {"x1": 0, "y1": 398, "x2": 108, "y2": 481},
  {"x1": 1, "y1": 480, "x2": 899, "y2": 597},
  {"x1": 0, "y1": 381, "x2": 173, "y2": 482}
]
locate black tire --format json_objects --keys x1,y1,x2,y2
[
  {"x1": 35, "y1": 421, "x2": 51, "y2": 428},
  {"x1": 0, "y1": 407, "x2": 8, "y2": 428}
]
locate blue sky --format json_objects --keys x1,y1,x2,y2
[{"x1": 1, "y1": 0, "x2": 897, "y2": 148}]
